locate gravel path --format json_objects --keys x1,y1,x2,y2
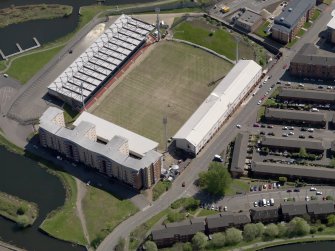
[{"x1": 75, "y1": 178, "x2": 91, "y2": 247}]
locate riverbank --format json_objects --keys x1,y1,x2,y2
[
  {"x1": 0, "y1": 191, "x2": 38, "y2": 228},
  {"x1": 0, "y1": 4, "x2": 73, "y2": 29}
]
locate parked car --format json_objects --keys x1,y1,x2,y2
[
  {"x1": 213, "y1": 154, "x2": 224, "y2": 162},
  {"x1": 270, "y1": 198, "x2": 274, "y2": 206},
  {"x1": 309, "y1": 135, "x2": 314, "y2": 139},
  {"x1": 267, "y1": 125, "x2": 274, "y2": 128},
  {"x1": 307, "y1": 128, "x2": 314, "y2": 132},
  {"x1": 288, "y1": 132, "x2": 294, "y2": 135},
  {"x1": 305, "y1": 196, "x2": 310, "y2": 201},
  {"x1": 253, "y1": 123, "x2": 261, "y2": 127},
  {"x1": 268, "y1": 132, "x2": 275, "y2": 136},
  {"x1": 310, "y1": 187, "x2": 317, "y2": 191},
  {"x1": 236, "y1": 124, "x2": 242, "y2": 128},
  {"x1": 287, "y1": 189, "x2": 292, "y2": 192},
  {"x1": 294, "y1": 188, "x2": 300, "y2": 192},
  {"x1": 282, "y1": 126, "x2": 288, "y2": 130},
  {"x1": 260, "y1": 131, "x2": 265, "y2": 135},
  {"x1": 289, "y1": 126, "x2": 294, "y2": 130},
  {"x1": 254, "y1": 201, "x2": 258, "y2": 207},
  {"x1": 261, "y1": 124, "x2": 266, "y2": 128},
  {"x1": 299, "y1": 134, "x2": 305, "y2": 139},
  {"x1": 316, "y1": 191, "x2": 323, "y2": 195},
  {"x1": 282, "y1": 133, "x2": 289, "y2": 137}
]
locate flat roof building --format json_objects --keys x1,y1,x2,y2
[
  {"x1": 39, "y1": 107, "x2": 162, "y2": 189},
  {"x1": 230, "y1": 132, "x2": 249, "y2": 177},
  {"x1": 251, "y1": 161, "x2": 335, "y2": 184},
  {"x1": 235, "y1": 9, "x2": 263, "y2": 32},
  {"x1": 173, "y1": 60, "x2": 262, "y2": 156},
  {"x1": 272, "y1": 0, "x2": 315, "y2": 43},
  {"x1": 265, "y1": 108, "x2": 327, "y2": 126}
]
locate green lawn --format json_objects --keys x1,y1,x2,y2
[
  {"x1": 197, "y1": 208, "x2": 219, "y2": 217},
  {"x1": 153, "y1": 180, "x2": 172, "y2": 201},
  {"x1": 304, "y1": 21, "x2": 312, "y2": 29},
  {"x1": 174, "y1": 19, "x2": 243, "y2": 60},
  {"x1": 257, "y1": 106, "x2": 266, "y2": 122},
  {"x1": 0, "y1": 60, "x2": 6, "y2": 71},
  {"x1": 225, "y1": 179, "x2": 250, "y2": 196},
  {"x1": 298, "y1": 29, "x2": 306, "y2": 37},
  {"x1": 311, "y1": 9, "x2": 321, "y2": 22},
  {"x1": 5, "y1": 45, "x2": 64, "y2": 83},
  {"x1": 82, "y1": 186, "x2": 138, "y2": 248},
  {"x1": 0, "y1": 191, "x2": 38, "y2": 227},
  {"x1": 40, "y1": 173, "x2": 87, "y2": 246},
  {"x1": 324, "y1": 0, "x2": 332, "y2": 5},
  {"x1": 92, "y1": 41, "x2": 232, "y2": 149},
  {"x1": 255, "y1": 21, "x2": 271, "y2": 38}
]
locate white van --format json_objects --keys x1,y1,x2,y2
[
  {"x1": 311, "y1": 108, "x2": 319, "y2": 112},
  {"x1": 270, "y1": 198, "x2": 274, "y2": 206}
]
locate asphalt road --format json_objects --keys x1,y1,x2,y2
[{"x1": 97, "y1": 2, "x2": 335, "y2": 250}]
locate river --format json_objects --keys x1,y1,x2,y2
[
  {"x1": 0, "y1": 0, "x2": 160, "y2": 55},
  {"x1": 0, "y1": 146, "x2": 85, "y2": 251},
  {"x1": 264, "y1": 241, "x2": 335, "y2": 251}
]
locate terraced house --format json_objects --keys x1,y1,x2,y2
[
  {"x1": 272, "y1": 0, "x2": 315, "y2": 43},
  {"x1": 39, "y1": 107, "x2": 162, "y2": 189}
]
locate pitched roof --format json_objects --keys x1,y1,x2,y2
[
  {"x1": 265, "y1": 108, "x2": 326, "y2": 123},
  {"x1": 151, "y1": 219, "x2": 205, "y2": 240},
  {"x1": 250, "y1": 207, "x2": 279, "y2": 221},
  {"x1": 273, "y1": 0, "x2": 315, "y2": 33},
  {"x1": 291, "y1": 43, "x2": 335, "y2": 67},
  {"x1": 251, "y1": 161, "x2": 335, "y2": 181},
  {"x1": 281, "y1": 201, "x2": 307, "y2": 216},
  {"x1": 261, "y1": 136, "x2": 324, "y2": 151},
  {"x1": 230, "y1": 133, "x2": 249, "y2": 174},
  {"x1": 279, "y1": 88, "x2": 335, "y2": 102},
  {"x1": 206, "y1": 212, "x2": 251, "y2": 229},
  {"x1": 307, "y1": 201, "x2": 335, "y2": 215}
]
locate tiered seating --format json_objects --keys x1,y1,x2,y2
[{"x1": 48, "y1": 14, "x2": 154, "y2": 105}]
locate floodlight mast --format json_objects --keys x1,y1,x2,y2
[{"x1": 155, "y1": 8, "x2": 161, "y2": 41}]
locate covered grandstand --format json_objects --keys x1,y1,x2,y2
[
  {"x1": 173, "y1": 60, "x2": 262, "y2": 156},
  {"x1": 48, "y1": 14, "x2": 154, "y2": 108}
]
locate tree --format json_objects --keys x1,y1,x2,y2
[
  {"x1": 192, "y1": 232, "x2": 207, "y2": 250},
  {"x1": 198, "y1": 162, "x2": 232, "y2": 196},
  {"x1": 210, "y1": 232, "x2": 225, "y2": 248},
  {"x1": 182, "y1": 242, "x2": 192, "y2": 251},
  {"x1": 299, "y1": 147, "x2": 308, "y2": 158},
  {"x1": 263, "y1": 224, "x2": 279, "y2": 240},
  {"x1": 255, "y1": 223, "x2": 265, "y2": 237},
  {"x1": 279, "y1": 177, "x2": 287, "y2": 184},
  {"x1": 243, "y1": 224, "x2": 257, "y2": 241},
  {"x1": 277, "y1": 222, "x2": 287, "y2": 237},
  {"x1": 327, "y1": 214, "x2": 335, "y2": 226},
  {"x1": 225, "y1": 228, "x2": 243, "y2": 246},
  {"x1": 286, "y1": 217, "x2": 310, "y2": 237},
  {"x1": 143, "y1": 241, "x2": 158, "y2": 251},
  {"x1": 326, "y1": 195, "x2": 334, "y2": 201}
]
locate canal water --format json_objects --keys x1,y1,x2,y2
[
  {"x1": 0, "y1": 0, "x2": 159, "y2": 55},
  {"x1": 0, "y1": 146, "x2": 85, "y2": 251},
  {"x1": 263, "y1": 241, "x2": 335, "y2": 251}
]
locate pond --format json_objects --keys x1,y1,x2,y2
[
  {"x1": 263, "y1": 240, "x2": 335, "y2": 251},
  {"x1": 0, "y1": 146, "x2": 85, "y2": 251}
]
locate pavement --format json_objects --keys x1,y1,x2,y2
[{"x1": 97, "y1": 1, "x2": 335, "y2": 250}]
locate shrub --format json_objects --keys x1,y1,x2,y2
[
  {"x1": 209, "y1": 232, "x2": 225, "y2": 248},
  {"x1": 317, "y1": 224, "x2": 326, "y2": 232},
  {"x1": 192, "y1": 232, "x2": 207, "y2": 250},
  {"x1": 310, "y1": 226, "x2": 317, "y2": 234},
  {"x1": 17, "y1": 215, "x2": 30, "y2": 228},
  {"x1": 279, "y1": 177, "x2": 287, "y2": 184},
  {"x1": 225, "y1": 228, "x2": 243, "y2": 246}
]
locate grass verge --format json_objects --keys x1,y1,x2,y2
[
  {"x1": 40, "y1": 173, "x2": 87, "y2": 246},
  {"x1": 82, "y1": 186, "x2": 138, "y2": 248},
  {"x1": 0, "y1": 191, "x2": 38, "y2": 228},
  {"x1": 255, "y1": 21, "x2": 271, "y2": 38},
  {"x1": 197, "y1": 208, "x2": 219, "y2": 217},
  {"x1": 0, "y1": 4, "x2": 72, "y2": 28},
  {"x1": 225, "y1": 179, "x2": 250, "y2": 196},
  {"x1": 257, "y1": 106, "x2": 266, "y2": 122},
  {"x1": 153, "y1": 180, "x2": 172, "y2": 201},
  {"x1": 5, "y1": 45, "x2": 64, "y2": 83}
]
